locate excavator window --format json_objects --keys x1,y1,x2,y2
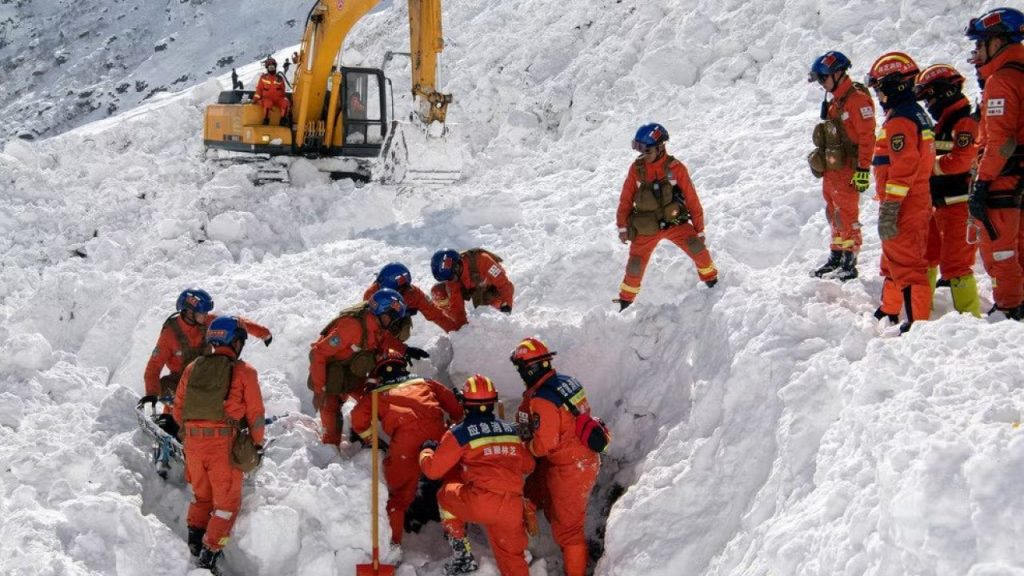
[{"x1": 343, "y1": 69, "x2": 385, "y2": 146}]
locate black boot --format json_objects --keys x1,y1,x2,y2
[
  {"x1": 197, "y1": 546, "x2": 223, "y2": 575},
  {"x1": 443, "y1": 535, "x2": 479, "y2": 575},
  {"x1": 834, "y1": 251, "x2": 858, "y2": 282},
  {"x1": 617, "y1": 299, "x2": 633, "y2": 312},
  {"x1": 873, "y1": 307, "x2": 899, "y2": 324},
  {"x1": 187, "y1": 527, "x2": 206, "y2": 558},
  {"x1": 262, "y1": 116, "x2": 270, "y2": 126},
  {"x1": 812, "y1": 250, "x2": 843, "y2": 278},
  {"x1": 704, "y1": 278, "x2": 718, "y2": 288}
]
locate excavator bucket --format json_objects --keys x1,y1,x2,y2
[{"x1": 377, "y1": 120, "x2": 462, "y2": 186}]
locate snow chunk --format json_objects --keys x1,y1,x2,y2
[
  {"x1": 0, "y1": 332, "x2": 55, "y2": 376},
  {"x1": 0, "y1": 392, "x2": 25, "y2": 429}
]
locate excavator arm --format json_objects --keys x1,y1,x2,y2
[{"x1": 408, "y1": 0, "x2": 452, "y2": 124}]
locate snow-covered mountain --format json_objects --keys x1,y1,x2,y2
[{"x1": 3, "y1": 1, "x2": 1023, "y2": 576}]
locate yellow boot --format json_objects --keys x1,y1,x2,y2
[
  {"x1": 950, "y1": 275, "x2": 981, "y2": 317},
  {"x1": 563, "y1": 544, "x2": 588, "y2": 576},
  {"x1": 927, "y1": 266, "x2": 939, "y2": 294}
]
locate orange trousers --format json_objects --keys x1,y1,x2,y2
[
  {"x1": 925, "y1": 203, "x2": 976, "y2": 280},
  {"x1": 823, "y1": 169, "x2": 863, "y2": 251},
  {"x1": 438, "y1": 483, "x2": 529, "y2": 576},
  {"x1": 384, "y1": 431, "x2": 439, "y2": 544},
  {"x1": 184, "y1": 435, "x2": 243, "y2": 551},
  {"x1": 976, "y1": 176, "x2": 1023, "y2": 310},
  {"x1": 877, "y1": 202, "x2": 931, "y2": 322},
  {"x1": 259, "y1": 94, "x2": 290, "y2": 119},
  {"x1": 318, "y1": 390, "x2": 364, "y2": 445},
  {"x1": 525, "y1": 458, "x2": 598, "y2": 576},
  {"x1": 619, "y1": 223, "x2": 717, "y2": 302}
]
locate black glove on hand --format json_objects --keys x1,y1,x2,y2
[
  {"x1": 969, "y1": 180, "x2": 991, "y2": 223},
  {"x1": 263, "y1": 334, "x2": 273, "y2": 347},
  {"x1": 420, "y1": 440, "x2": 439, "y2": 451},
  {"x1": 254, "y1": 444, "x2": 265, "y2": 465},
  {"x1": 137, "y1": 395, "x2": 158, "y2": 410},
  {"x1": 499, "y1": 304, "x2": 512, "y2": 314},
  {"x1": 406, "y1": 346, "x2": 430, "y2": 360}
]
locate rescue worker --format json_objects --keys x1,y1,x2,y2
[
  {"x1": 964, "y1": 8, "x2": 1024, "y2": 319},
  {"x1": 807, "y1": 51, "x2": 877, "y2": 280},
  {"x1": 429, "y1": 248, "x2": 514, "y2": 330},
  {"x1": 363, "y1": 262, "x2": 459, "y2": 336},
  {"x1": 144, "y1": 288, "x2": 272, "y2": 404},
  {"x1": 615, "y1": 123, "x2": 718, "y2": 311},
  {"x1": 419, "y1": 374, "x2": 535, "y2": 576},
  {"x1": 915, "y1": 64, "x2": 982, "y2": 316},
  {"x1": 172, "y1": 316, "x2": 265, "y2": 574},
  {"x1": 350, "y1": 348, "x2": 464, "y2": 544},
  {"x1": 308, "y1": 289, "x2": 428, "y2": 446},
  {"x1": 510, "y1": 337, "x2": 600, "y2": 576},
  {"x1": 866, "y1": 52, "x2": 936, "y2": 333},
  {"x1": 253, "y1": 57, "x2": 290, "y2": 126}
]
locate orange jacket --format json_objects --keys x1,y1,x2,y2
[
  {"x1": 172, "y1": 349, "x2": 266, "y2": 445},
  {"x1": 516, "y1": 372, "x2": 599, "y2": 467},
  {"x1": 351, "y1": 377, "x2": 464, "y2": 442},
  {"x1": 617, "y1": 154, "x2": 705, "y2": 232},
  {"x1": 873, "y1": 102, "x2": 936, "y2": 206},
  {"x1": 976, "y1": 43, "x2": 1024, "y2": 184},
  {"x1": 254, "y1": 72, "x2": 287, "y2": 101},
  {"x1": 363, "y1": 282, "x2": 459, "y2": 333},
  {"x1": 828, "y1": 75, "x2": 877, "y2": 170},
  {"x1": 308, "y1": 309, "x2": 406, "y2": 395},
  {"x1": 420, "y1": 411, "x2": 535, "y2": 494},
  {"x1": 930, "y1": 97, "x2": 979, "y2": 206},
  {"x1": 430, "y1": 281, "x2": 468, "y2": 330},
  {"x1": 456, "y1": 251, "x2": 514, "y2": 309},
  {"x1": 144, "y1": 314, "x2": 271, "y2": 397}
]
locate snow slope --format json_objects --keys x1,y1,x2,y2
[{"x1": 3, "y1": 1, "x2": 1024, "y2": 575}]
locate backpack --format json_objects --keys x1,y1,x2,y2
[{"x1": 545, "y1": 375, "x2": 611, "y2": 454}]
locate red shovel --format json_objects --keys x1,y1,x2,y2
[{"x1": 356, "y1": 390, "x2": 396, "y2": 576}]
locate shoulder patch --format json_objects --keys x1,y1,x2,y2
[
  {"x1": 956, "y1": 132, "x2": 973, "y2": 148},
  {"x1": 487, "y1": 264, "x2": 501, "y2": 278},
  {"x1": 328, "y1": 335, "x2": 341, "y2": 347},
  {"x1": 841, "y1": 111, "x2": 850, "y2": 121},
  {"x1": 986, "y1": 98, "x2": 1006, "y2": 117},
  {"x1": 890, "y1": 134, "x2": 905, "y2": 152},
  {"x1": 860, "y1": 106, "x2": 873, "y2": 119}
]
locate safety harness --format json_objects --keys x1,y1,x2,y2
[
  {"x1": 315, "y1": 303, "x2": 376, "y2": 395},
  {"x1": 160, "y1": 313, "x2": 207, "y2": 397},
  {"x1": 460, "y1": 248, "x2": 504, "y2": 307},
  {"x1": 628, "y1": 155, "x2": 689, "y2": 238},
  {"x1": 930, "y1": 102, "x2": 974, "y2": 206}
]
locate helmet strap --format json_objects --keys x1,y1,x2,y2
[{"x1": 182, "y1": 309, "x2": 199, "y2": 325}]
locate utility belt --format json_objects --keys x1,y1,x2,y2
[
  {"x1": 999, "y1": 146, "x2": 1024, "y2": 177},
  {"x1": 184, "y1": 425, "x2": 234, "y2": 438},
  {"x1": 984, "y1": 192, "x2": 1022, "y2": 210},
  {"x1": 930, "y1": 173, "x2": 970, "y2": 207}
]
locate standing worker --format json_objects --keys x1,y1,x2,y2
[
  {"x1": 172, "y1": 316, "x2": 266, "y2": 574},
  {"x1": 807, "y1": 51, "x2": 877, "y2": 281},
  {"x1": 964, "y1": 8, "x2": 1024, "y2": 319},
  {"x1": 510, "y1": 337, "x2": 601, "y2": 576},
  {"x1": 915, "y1": 64, "x2": 982, "y2": 316},
  {"x1": 615, "y1": 123, "x2": 718, "y2": 311},
  {"x1": 419, "y1": 374, "x2": 535, "y2": 576},
  {"x1": 866, "y1": 52, "x2": 936, "y2": 332}
]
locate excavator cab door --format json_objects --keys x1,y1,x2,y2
[{"x1": 339, "y1": 67, "x2": 388, "y2": 157}]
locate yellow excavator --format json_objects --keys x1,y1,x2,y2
[{"x1": 202, "y1": 0, "x2": 461, "y2": 185}]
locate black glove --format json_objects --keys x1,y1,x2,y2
[
  {"x1": 969, "y1": 180, "x2": 999, "y2": 239},
  {"x1": 452, "y1": 387, "x2": 465, "y2": 403},
  {"x1": 407, "y1": 309, "x2": 419, "y2": 317},
  {"x1": 405, "y1": 346, "x2": 430, "y2": 360},
  {"x1": 263, "y1": 334, "x2": 273, "y2": 347},
  {"x1": 499, "y1": 304, "x2": 512, "y2": 314},
  {"x1": 420, "y1": 440, "x2": 439, "y2": 451},
  {"x1": 137, "y1": 394, "x2": 158, "y2": 410},
  {"x1": 254, "y1": 444, "x2": 265, "y2": 466}
]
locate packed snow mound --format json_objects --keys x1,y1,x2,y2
[{"x1": 3, "y1": 1, "x2": 1023, "y2": 576}]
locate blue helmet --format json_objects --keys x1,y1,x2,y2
[
  {"x1": 965, "y1": 8, "x2": 1024, "y2": 43},
  {"x1": 206, "y1": 316, "x2": 247, "y2": 347},
  {"x1": 368, "y1": 288, "x2": 407, "y2": 320},
  {"x1": 376, "y1": 262, "x2": 412, "y2": 291},
  {"x1": 431, "y1": 249, "x2": 460, "y2": 282},
  {"x1": 176, "y1": 288, "x2": 214, "y2": 314},
  {"x1": 632, "y1": 123, "x2": 669, "y2": 150},
  {"x1": 807, "y1": 51, "x2": 851, "y2": 83}
]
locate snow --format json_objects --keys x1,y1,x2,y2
[{"x1": 2, "y1": 1, "x2": 1023, "y2": 576}]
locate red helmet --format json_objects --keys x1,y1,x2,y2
[
  {"x1": 866, "y1": 52, "x2": 919, "y2": 91},
  {"x1": 913, "y1": 64, "x2": 966, "y2": 100},
  {"x1": 264, "y1": 57, "x2": 277, "y2": 68},
  {"x1": 462, "y1": 374, "x2": 498, "y2": 404},
  {"x1": 509, "y1": 337, "x2": 556, "y2": 366},
  {"x1": 373, "y1": 348, "x2": 408, "y2": 380}
]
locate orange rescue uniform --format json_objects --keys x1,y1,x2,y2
[
  {"x1": 431, "y1": 250, "x2": 514, "y2": 331},
  {"x1": 974, "y1": 43, "x2": 1024, "y2": 310},
  {"x1": 254, "y1": 72, "x2": 290, "y2": 120},
  {"x1": 420, "y1": 411, "x2": 535, "y2": 576},
  {"x1": 616, "y1": 153, "x2": 717, "y2": 302},
  {"x1": 172, "y1": 348, "x2": 265, "y2": 552},
  {"x1": 308, "y1": 309, "x2": 406, "y2": 444},
  {"x1": 516, "y1": 373, "x2": 600, "y2": 576},
  {"x1": 925, "y1": 96, "x2": 979, "y2": 281},
  {"x1": 363, "y1": 282, "x2": 459, "y2": 333},
  {"x1": 144, "y1": 314, "x2": 271, "y2": 397},
  {"x1": 351, "y1": 376, "x2": 464, "y2": 544},
  {"x1": 872, "y1": 100, "x2": 937, "y2": 323},
  {"x1": 822, "y1": 76, "x2": 876, "y2": 252}
]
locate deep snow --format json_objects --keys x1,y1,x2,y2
[{"x1": 3, "y1": 1, "x2": 1024, "y2": 576}]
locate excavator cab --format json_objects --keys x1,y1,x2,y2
[{"x1": 337, "y1": 68, "x2": 387, "y2": 156}]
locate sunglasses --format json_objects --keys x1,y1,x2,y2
[{"x1": 631, "y1": 140, "x2": 658, "y2": 154}]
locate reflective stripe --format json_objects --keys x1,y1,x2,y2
[
  {"x1": 839, "y1": 238, "x2": 856, "y2": 248},
  {"x1": 935, "y1": 141, "x2": 954, "y2": 151},
  {"x1": 214, "y1": 509, "x2": 233, "y2": 520},
  {"x1": 922, "y1": 130, "x2": 935, "y2": 141},
  {"x1": 619, "y1": 283, "x2": 640, "y2": 294},
  {"x1": 698, "y1": 264, "x2": 717, "y2": 275},
  {"x1": 440, "y1": 507, "x2": 456, "y2": 520},
  {"x1": 994, "y1": 250, "x2": 1016, "y2": 262},
  {"x1": 945, "y1": 195, "x2": 969, "y2": 204},
  {"x1": 358, "y1": 428, "x2": 373, "y2": 440},
  {"x1": 885, "y1": 183, "x2": 909, "y2": 197},
  {"x1": 467, "y1": 435, "x2": 520, "y2": 449}
]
